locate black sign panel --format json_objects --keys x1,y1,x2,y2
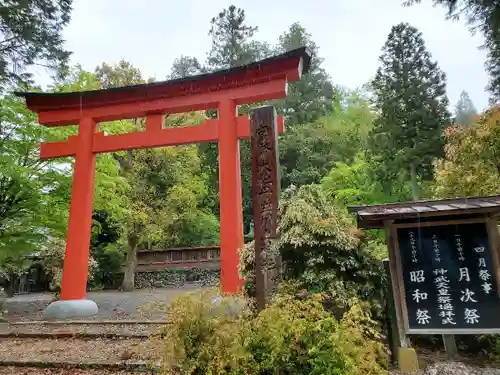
[{"x1": 397, "y1": 221, "x2": 500, "y2": 332}]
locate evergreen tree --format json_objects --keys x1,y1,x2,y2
[
  {"x1": 199, "y1": 5, "x2": 267, "y2": 232},
  {"x1": 169, "y1": 56, "x2": 206, "y2": 79},
  {"x1": 274, "y1": 23, "x2": 334, "y2": 127},
  {"x1": 454, "y1": 90, "x2": 477, "y2": 126},
  {"x1": 0, "y1": 0, "x2": 72, "y2": 89},
  {"x1": 206, "y1": 5, "x2": 262, "y2": 70},
  {"x1": 368, "y1": 23, "x2": 451, "y2": 200}
]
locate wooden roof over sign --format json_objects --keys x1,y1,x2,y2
[{"x1": 347, "y1": 195, "x2": 500, "y2": 229}]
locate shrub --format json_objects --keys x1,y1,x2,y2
[
  {"x1": 239, "y1": 184, "x2": 386, "y2": 318},
  {"x1": 157, "y1": 288, "x2": 388, "y2": 374},
  {"x1": 334, "y1": 299, "x2": 389, "y2": 373},
  {"x1": 159, "y1": 288, "x2": 251, "y2": 374},
  {"x1": 242, "y1": 293, "x2": 346, "y2": 375}
]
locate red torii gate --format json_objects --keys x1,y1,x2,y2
[{"x1": 16, "y1": 48, "x2": 310, "y2": 318}]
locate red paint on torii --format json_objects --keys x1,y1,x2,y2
[{"x1": 16, "y1": 48, "x2": 310, "y2": 302}]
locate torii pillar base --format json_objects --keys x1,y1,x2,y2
[{"x1": 43, "y1": 299, "x2": 98, "y2": 320}]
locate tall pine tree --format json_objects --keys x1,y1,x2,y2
[
  {"x1": 368, "y1": 23, "x2": 450, "y2": 200},
  {"x1": 274, "y1": 23, "x2": 333, "y2": 127},
  {"x1": 199, "y1": 5, "x2": 266, "y2": 231},
  {"x1": 206, "y1": 5, "x2": 265, "y2": 70},
  {"x1": 454, "y1": 90, "x2": 477, "y2": 126}
]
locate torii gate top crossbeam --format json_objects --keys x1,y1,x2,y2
[{"x1": 14, "y1": 47, "x2": 311, "y2": 127}]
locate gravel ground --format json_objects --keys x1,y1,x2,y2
[
  {"x1": 5, "y1": 286, "x2": 204, "y2": 322},
  {"x1": 0, "y1": 287, "x2": 206, "y2": 337},
  {"x1": 390, "y1": 362, "x2": 500, "y2": 374},
  {"x1": 0, "y1": 323, "x2": 163, "y2": 336}
]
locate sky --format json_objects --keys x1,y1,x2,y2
[{"x1": 33, "y1": 0, "x2": 490, "y2": 112}]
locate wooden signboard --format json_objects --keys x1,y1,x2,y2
[
  {"x1": 250, "y1": 105, "x2": 281, "y2": 311},
  {"x1": 393, "y1": 219, "x2": 500, "y2": 334}
]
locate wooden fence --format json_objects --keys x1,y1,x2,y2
[{"x1": 136, "y1": 245, "x2": 220, "y2": 271}]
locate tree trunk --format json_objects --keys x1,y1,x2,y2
[
  {"x1": 121, "y1": 233, "x2": 138, "y2": 291},
  {"x1": 4, "y1": 280, "x2": 14, "y2": 297},
  {"x1": 113, "y1": 149, "x2": 138, "y2": 292},
  {"x1": 410, "y1": 163, "x2": 420, "y2": 201}
]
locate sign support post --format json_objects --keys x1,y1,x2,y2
[{"x1": 384, "y1": 221, "x2": 417, "y2": 372}]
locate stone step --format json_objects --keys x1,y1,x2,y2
[
  {"x1": 0, "y1": 321, "x2": 167, "y2": 337},
  {"x1": 0, "y1": 335, "x2": 162, "y2": 373}
]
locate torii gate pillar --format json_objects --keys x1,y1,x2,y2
[
  {"x1": 15, "y1": 47, "x2": 311, "y2": 319},
  {"x1": 218, "y1": 99, "x2": 245, "y2": 292}
]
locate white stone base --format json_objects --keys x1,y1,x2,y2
[{"x1": 43, "y1": 299, "x2": 98, "y2": 320}]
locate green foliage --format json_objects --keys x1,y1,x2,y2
[
  {"x1": 158, "y1": 289, "x2": 387, "y2": 374},
  {"x1": 0, "y1": 73, "x2": 128, "y2": 280},
  {"x1": 159, "y1": 289, "x2": 250, "y2": 374},
  {"x1": 333, "y1": 299, "x2": 389, "y2": 373},
  {"x1": 0, "y1": 94, "x2": 72, "y2": 264},
  {"x1": 91, "y1": 243, "x2": 124, "y2": 288},
  {"x1": 319, "y1": 154, "x2": 397, "y2": 260},
  {"x1": 279, "y1": 120, "x2": 356, "y2": 189},
  {"x1": 0, "y1": 0, "x2": 72, "y2": 89},
  {"x1": 90, "y1": 211, "x2": 124, "y2": 287},
  {"x1": 245, "y1": 293, "x2": 387, "y2": 375},
  {"x1": 240, "y1": 184, "x2": 385, "y2": 318},
  {"x1": 368, "y1": 22, "x2": 450, "y2": 200},
  {"x1": 434, "y1": 107, "x2": 500, "y2": 198},
  {"x1": 129, "y1": 145, "x2": 217, "y2": 248},
  {"x1": 278, "y1": 86, "x2": 375, "y2": 191},
  {"x1": 95, "y1": 60, "x2": 147, "y2": 87},
  {"x1": 176, "y1": 211, "x2": 220, "y2": 246},
  {"x1": 192, "y1": 6, "x2": 337, "y2": 231},
  {"x1": 321, "y1": 157, "x2": 383, "y2": 207}
]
